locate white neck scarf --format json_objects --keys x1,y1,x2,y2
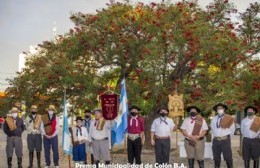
[{"x1": 130, "y1": 116, "x2": 138, "y2": 127}]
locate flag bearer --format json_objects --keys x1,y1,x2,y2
[{"x1": 71, "y1": 116, "x2": 88, "y2": 164}]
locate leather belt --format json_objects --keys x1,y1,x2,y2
[
  {"x1": 185, "y1": 137, "x2": 204, "y2": 141},
  {"x1": 244, "y1": 137, "x2": 260, "y2": 140},
  {"x1": 214, "y1": 135, "x2": 229, "y2": 141},
  {"x1": 92, "y1": 137, "x2": 108, "y2": 141},
  {"x1": 155, "y1": 136, "x2": 170, "y2": 140}
]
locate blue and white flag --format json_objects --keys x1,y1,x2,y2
[
  {"x1": 62, "y1": 93, "x2": 72, "y2": 155},
  {"x1": 111, "y1": 79, "x2": 128, "y2": 146}
]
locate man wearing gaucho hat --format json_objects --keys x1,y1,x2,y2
[
  {"x1": 241, "y1": 105, "x2": 260, "y2": 168},
  {"x1": 25, "y1": 105, "x2": 42, "y2": 168},
  {"x1": 41, "y1": 105, "x2": 59, "y2": 168},
  {"x1": 150, "y1": 107, "x2": 177, "y2": 165},
  {"x1": 181, "y1": 106, "x2": 208, "y2": 168},
  {"x1": 210, "y1": 103, "x2": 235, "y2": 168},
  {"x1": 82, "y1": 109, "x2": 94, "y2": 164},
  {"x1": 89, "y1": 109, "x2": 113, "y2": 167},
  {"x1": 4, "y1": 107, "x2": 25, "y2": 168},
  {"x1": 127, "y1": 105, "x2": 145, "y2": 165}
]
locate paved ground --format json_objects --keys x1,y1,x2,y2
[{"x1": 0, "y1": 127, "x2": 244, "y2": 168}]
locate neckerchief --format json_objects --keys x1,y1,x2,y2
[
  {"x1": 160, "y1": 117, "x2": 168, "y2": 125},
  {"x1": 217, "y1": 115, "x2": 224, "y2": 128},
  {"x1": 130, "y1": 116, "x2": 138, "y2": 127}
]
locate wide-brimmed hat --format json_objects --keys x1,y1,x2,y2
[
  {"x1": 213, "y1": 103, "x2": 228, "y2": 112},
  {"x1": 75, "y1": 116, "x2": 83, "y2": 121},
  {"x1": 129, "y1": 105, "x2": 141, "y2": 112},
  {"x1": 187, "y1": 106, "x2": 201, "y2": 113},
  {"x1": 47, "y1": 105, "x2": 56, "y2": 111},
  {"x1": 244, "y1": 106, "x2": 258, "y2": 114},
  {"x1": 84, "y1": 109, "x2": 92, "y2": 113},
  {"x1": 30, "y1": 105, "x2": 38, "y2": 111},
  {"x1": 9, "y1": 107, "x2": 20, "y2": 113},
  {"x1": 92, "y1": 109, "x2": 102, "y2": 114},
  {"x1": 157, "y1": 107, "x2": 169, "y2": 113}
]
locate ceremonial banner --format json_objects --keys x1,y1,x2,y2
[
  {"x1": 168, "y1": 94, "x2": 184, "y2": 117},
  {"x1": 100, "y1": 94, "x2": 118, "y2": 120}
]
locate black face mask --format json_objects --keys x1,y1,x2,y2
[
  {"x1": 131, "y1": 112, "x2": 137, "y2": 117},
  {"x1": 85, "y1": 115, "x2": 91, "y2": 119},
  {"x1": 31, "y1": 112, "x2": 36, "y2": 115},
  {"x1": 160, "y1": 113, "x2": 167, "y2": 117},
  {"x1": 190, "y1": 112, "x2": 197, "y2": 117}
]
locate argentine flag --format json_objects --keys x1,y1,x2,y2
[
  {"x1": 111, "y1": 79, "x2": 128, "y2": 146},
  {"x1": 62, "y1": 93, "x2": 72, "y2": 155}
]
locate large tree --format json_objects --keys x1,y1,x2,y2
[{"x1": 5, "y1": 0, "x2": 259, "y2": 117}]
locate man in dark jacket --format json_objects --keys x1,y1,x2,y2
[{"x1": 4, "y1": 107, "x2": 25, "y2": 168}]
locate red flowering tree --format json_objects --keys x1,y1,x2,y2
[{"x1": 5, "y1": 1, "x2": 259, "y2": 116}]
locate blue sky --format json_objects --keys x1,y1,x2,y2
[{"x1": 0, "y1": 0, "x2": 257, "y2": 90}]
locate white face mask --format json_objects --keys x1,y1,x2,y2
[
  {"x1": 48, "y1": 110, "x2": 54, "y2": 115},
  {"x1": 217, "y1": 109, "x2": 224, "y2": 116},
  {"x1": 12, "y1": 113, "x2": 18, "y2": 118}
]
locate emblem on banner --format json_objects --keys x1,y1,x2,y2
[
  {"x1": 168, "y1": 94, "x2": 184, "y2": 117},
  {"x1": 100, "y1": 94, "x2": 118, "y2": 120}
]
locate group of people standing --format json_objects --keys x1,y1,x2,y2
[{"x1": 2, "y1": 103, "x2": 259, "y2": 168}]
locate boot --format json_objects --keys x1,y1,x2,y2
[
  {"x1": 214, "y1": 160, "x2": 220, "y2": 168},
  {"x1": 253, "y1": 160, "x2": 259, "y2": 168},
  {"x1": 37, "y1": 152, "x2": 41, "y2": 168},
  {"x1": 226, "y1": 160, "x2": 233, "y2": 168},
  {"x1": 95, "y1": 160, "x2": 100, "y2": 168},
  {"x1": 105, "y1": 161, "x2": 111, "y2": 165},
  {"x1": 7, "y1": 157, "x2": 12, "y2": 168},
  {"x1": 188, "y1": 159, "x2": 194, "y2": 168},
  {"x1": 91, "y1": 154, "x2": 94, "y2": 164},
  {"x1": 28, "y1": 152, "x2": 33, "y2": 168},
  {"x1": 197, "y1": 160, "x2": 204, "y2": 168},
  {"x1": 18, "y1": 157, "x2": 23, "y2": 168},
  {"x1": 244, "y1": 160, "x2": 250, "y2": 168}
]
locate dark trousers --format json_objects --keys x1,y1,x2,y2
[
  {"x1": 212, "y1": 137, "x2": 232, "y2": 162},
  {"x1": 243, "y1": 137, "x2": 260, "y2": 161},
  {"x1": 73, "y1": 143, "x2": 86, "y2": 161},
  {"x1": 155, "y1": 138, "x2": 170, "y2": 164},
  {"x1": 43, "y1": 135, "x2": 59, "y2": 166},
  {"x1": 127, "y1": 137, "x2": 142, "y2": 164},
  {"x1": 27, "y1": 134, "x2": 42, "y2": 152}
]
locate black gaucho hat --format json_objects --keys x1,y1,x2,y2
[
  {"x1": 157, "y1": 107, "x2": 169, "y2": 113},
  {"x1": 187, "y1": 106, "x2": 201, "y2": 113},
  {"x1": 129, "y1": 105, "x2": 141, "y2": 112},
  {"x1": 84, "y1": 109, "x2": 92, "y2": 113},
  {"x1": 244, "y1": 106, "x2": 258, "y2": 114},
  {"x1": 213, "y1": 103, "x2": 228, "y2": 112},
  {"x1": 75, "y1": 116, "x2": 83, "y2": 121}
]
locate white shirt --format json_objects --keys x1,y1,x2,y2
[
  {"x1": 89, "y1": 119, "x2": 113, "y2": 142},
  {"x1": 241, "y1": 116, "x2": 260, "y2": 139},
  {"x1": 210, "y1": 115, "x2": 235, "y2": 137},
  {"x1": 72, "y1": 126, "x2": 88, "y2": 142},
  {"x1": 181, "y1": 117, "x2": 208, "y2": 137},
  {"x1": 151, "y1": 117, "x2": 175, "y2": 137}
]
